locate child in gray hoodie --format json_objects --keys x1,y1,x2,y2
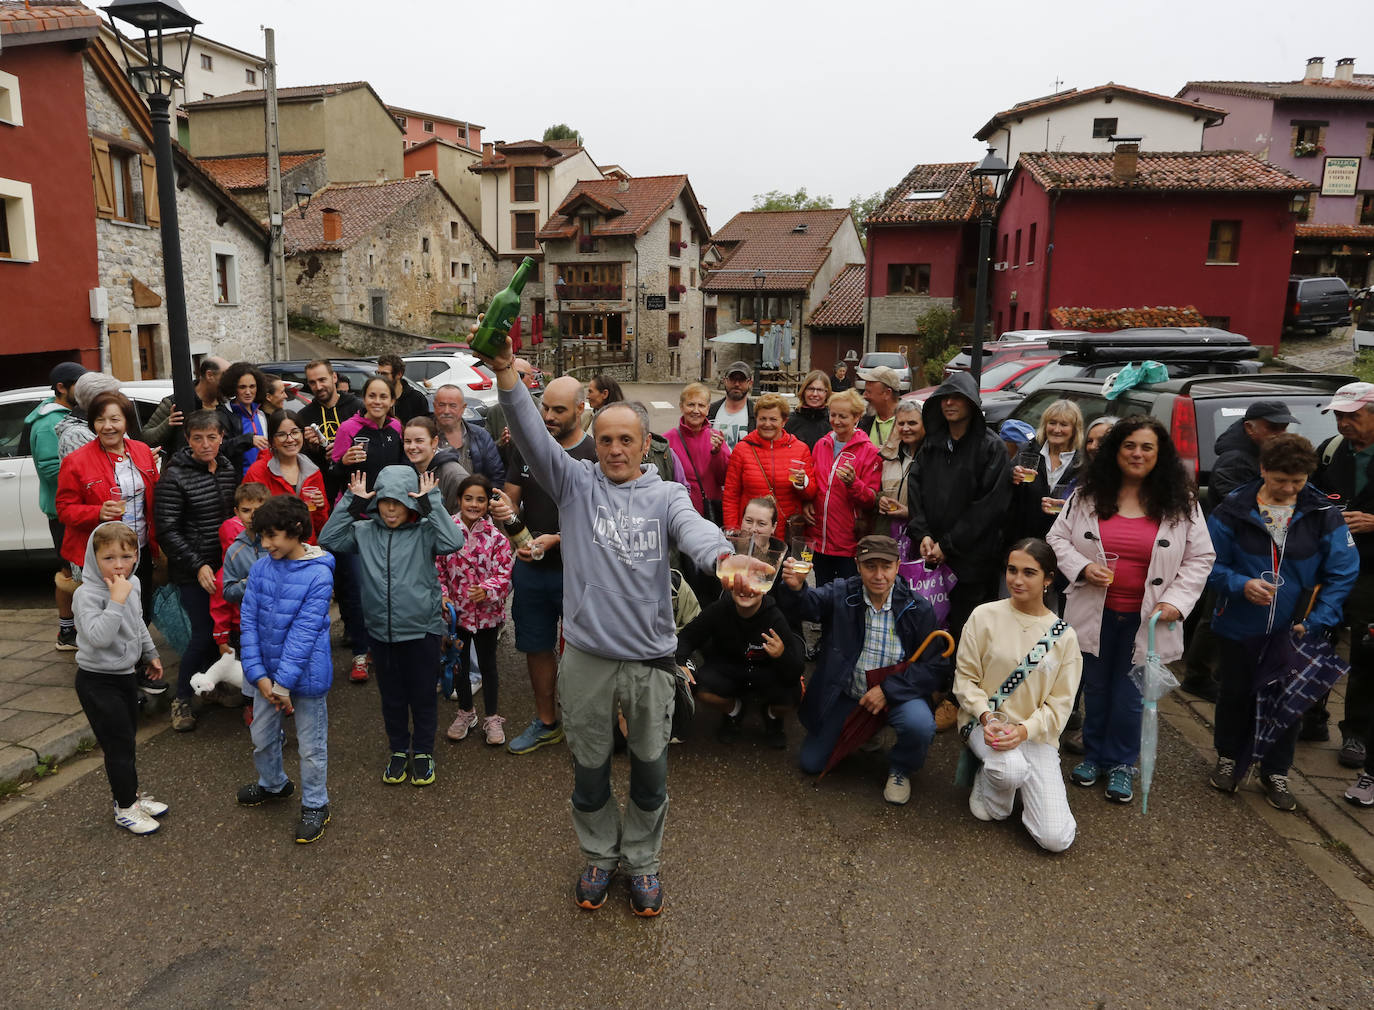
[{"x1": 72, "y1": 521, "x2": 167, "y2": 835}]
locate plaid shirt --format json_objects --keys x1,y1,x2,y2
[{"x1": 851, "y1": 589, "x2": 902, "y2": 699}]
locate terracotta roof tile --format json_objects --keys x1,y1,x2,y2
[
  {"x1": 1017, "y1": 150, "x2": 1315, "y2": 194},
  {"x1": 536, "y1": 175, "x2": 705, "y2": 240},
  {"x1": 469, "y1": 139, "x2": 587, "y2": 173},
  {"x1": 808, "y1": 264, "x2": 866, "y2": 328},
  {"x1": 868, "y1": 162, "x2": 978, "y2": 225},
  {"x1": 1295, "y1": 223, "x2": 1374, "y2": 240},
  {"x1": 185, "y1": 82, "x2": 371, "y2": 108},
  {"x1": 283, "y1": 177, "x2": 437, "y2": 252},
  {"x1": 975, "y1": 83, "x2": 1227, "y2": 140},
  {"x1": 0, "y1": 0, "x2": 100, "y2": 37},
  {"x1": 198, "y1": 152, "x2": 323, "y2": 191},
  {"x1": 1182, "y1": 77, "x2": 1374, "y2": 103},
  {"x1": 703, "y1": 209, "x2": 853, "y2": 293}
]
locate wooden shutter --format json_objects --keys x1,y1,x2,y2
[
  {"x1": 107, "y1": 323, "x2": 134, "y2": 380},
  {"x1": 91, "y1": 138, "x2": 115, "y2": 219},
  {"x1": 139, "y1": 153, "x2": 159, "y2": 226}
]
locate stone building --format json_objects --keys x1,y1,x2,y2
[
  {"x1": 283, "y1": 176, "x2": 496, "y2": 332},
  {"x1": 536, "y1": 174, "x2": 710, "y2": 382},
  {"x1": 198, "y1": 151, "x2": 328, "y2": 221},
  {"x1": 403, "y1": 138, "x2": 481, "y2": 227}
]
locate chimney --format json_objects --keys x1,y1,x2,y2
[
  {"x1": 1335, "y1": 57, "x2": 1356, "y2": 82},
  {"x1": 321, "y1": 207, "x2": 342, "y2": 243},
  {"x1": 481, "y1": 141, "x2": 494, "y2": 164},
  {"x1": 1112, "y1": 142, "x2": 1139, "y2": 181},
  {"x1": 1304, "y1": 56, "x2": 1325, "y2": 79},
  {"x1": 617, "y1": 179, "x2": 629, "y2": 193}
]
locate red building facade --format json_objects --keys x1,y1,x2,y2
[{"x1": 990, "y1": 150, "x2": 1312, "y2": 350}]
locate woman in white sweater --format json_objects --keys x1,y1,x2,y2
[{"x1": 954, "y1": 538, "x2": 1083, "y2": 852}]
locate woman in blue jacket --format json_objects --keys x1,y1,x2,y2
[{"x1": 1206, "y1": 434, "x2": 1359, "y2": 810}]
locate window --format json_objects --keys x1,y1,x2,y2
[
  {"x1": 111, "y1": 148, "x2": 137, "y2": 222},
  {"x1": 668, "y1": 311, "x2": 683, "y2": 347},
  {"x1": 669, "y1": 266, "x2": 681, "y2": 302},
  {"x1": 450, "y1": 221, "x2": 459, "y2": 239},
  {"x1": 0, "y1": 200, "x2": 9, "y2": 258},
  {"x1": 557, "y1": 262, "x2": 623, "y2": 299},
  {"x1": 461, "y1": 262, "x2": 470, "y2": 279},
  {"x1": 450, "y1": 261, "x2": 459, "y2": 280},
  {"x1": 202, "y1": 93, "x2": 213, "y2": 100},
  {"x1": 0, "y1": 178, "x2": 37, "y2": 261},
  {"x1": 1293, "y1": 122, "x2": 1324, "y2": 157},
  {"x1": 1000, "y1": 233, "x2": 1009, "y2": 262},
  {"x1": 0, "y1": 68, "x2": 22, "y2": 126},
  {"x1": 690, "y1": 268, "x2": 697, "y2": 288},
  {"x1": 210, "y1": 241, "x2": 239, "y2": 304},
  {"x1": 394, "y1": 115, "x2": 407, "y2": 129},
  {"x1": 513, "y1": 166, "x2": 536, "y2": 202},
  {"x1": 423, "y1": 120, "x2": 435, "y2": 133},
  {"x1": 1013, "y1": 229, "x2": 1022, "y2": 266},
  {"x1": 1092, "y1": 117, "x2": 1117, "y2": 139},
  {"x1": 513, "y1": 212, "x2": 537, "y2": 249},
  {"x1": 244, "y1": 68, "x2": 256, "y2": 85},
  {"x1": 421, "y1": 236, "x2": 430, "y2": 253},
  {"x1": 414, "y1": 169, "x2": 434, "y2": 178},
  {"x1": 200, "y1": 53, "x2": 213, "y2": 71},
  {"x1": 1359, "y1": 194, "x2": 1374, "y2": 227},
  {"x1": 669, "y1": 220, "x2": 682, "y2": 258},
  {"x1": 886, "y1": 263, "x2": 930, "y2": 294},
  {"x1": 1028, "y1": 222, "x2": 1037, "y2": 264},
  {"x1": 1207, "y1": 220, "x2": 1240, "y2": 263}
]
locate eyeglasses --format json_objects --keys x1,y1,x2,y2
[{"x1": 274, "y1": 430, "x2": 302, "y2": 441}]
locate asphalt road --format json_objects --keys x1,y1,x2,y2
[{"x1": 2, "y1": 621, "x2": 1373, "y2": 1009}]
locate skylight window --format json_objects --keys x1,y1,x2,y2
[{"x1": 904, "y1": 189, "x2": 945, "y2": 201}]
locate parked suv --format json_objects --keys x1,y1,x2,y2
[
  {"x1": 1285, "y1": 276, "x2": 1353, "y2": 335},
  {"x1": 853, "y1": 352, "x2": 912, "y2": 392}
]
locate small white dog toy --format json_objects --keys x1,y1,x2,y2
[{"x1": 189, "y1": 648, "x2": 245, "y2": 696}]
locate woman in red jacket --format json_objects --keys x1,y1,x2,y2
[
  {"x1": 722, "y1": 393, "x2": 815, "y2": 539},
  {"x1": 807, "y1": 389, "x2": 881, "y2": 584},
  {"x1": 242, "y1": 411, "x2": 330, "y2": 542},
  {"x1": 56, "y1": 391, "x2": 159, "y2": 615}
]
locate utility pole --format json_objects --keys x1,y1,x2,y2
[{"x1": 263, "y1": 26, "x2": 289, "y2": 360}]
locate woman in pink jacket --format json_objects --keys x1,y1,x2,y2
[
  {"x1": 665, "y1": 381, "x2": 731, "y2": 522},
  {"x1": 807, "y1": 389, "x2": 881, "y2": 584},
  {"x1": 1047, "y1": 416, "x2": 1214, "y2": 805}
]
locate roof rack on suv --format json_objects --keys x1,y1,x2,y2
[
  {"x1": 1043, "y1": 328, "x2": 1256, "y2": 363},
  {"x1": 1170, "y1": 372, "x2": 1354, "y2": 395}
]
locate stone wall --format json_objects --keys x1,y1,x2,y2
[
  {"x1": 336, "y1": 319, "x2": 431, "y2": 357},
  {"x1": 867, "y1": 293, "x2": 956, "y2": 337},
  {"x1": 231, "y1": 155, "x2": 329, "y2": 221}
]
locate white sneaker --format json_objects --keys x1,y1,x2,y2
[
  {"x1": 968, "y1": 771, "x2": 993, "y2": 822},
  {"x1": 114, "y1": 802, "x2": 160, "y2": 835},
  {"x1": 136, "y1": 792, "x2": 169, "y2": 818},
  {"x1": 883, "y1": 771, "x2": 911, "y2": 806},
  {"x1": 446, "y1": 708, "x2": 478, "y2": 741}
]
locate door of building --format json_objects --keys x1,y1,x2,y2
[{"x1": 137, "y1": 324, "x2": 160, "y2": 379}]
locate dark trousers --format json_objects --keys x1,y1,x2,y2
[
  {"x1": 948, "y1": 573, "x2": 996, "y2": 651},
  {"x1": 457, "y1": 624, "x2": 500, "y2": 713},
  {"x1": 74, "y1": 669, "x2": 139, "y2": 807},
  {"x1": 1341, "y1": 575, "x2": 1374, "y2": 739},
  {"x1": 1081, "y1": 609, "x2": 1144, "y2": 768},
  {"x1": 135, "y1": 552, "x2": 154, "y2": 626},
  {"x1": 176, "y1": 582, "x2": 218, "y2": 700},
  {"x1": 334, "y1": 552, "x2": 369, "y2": 655},
  {"x1": 1213, "y1": 635, "x2": 1299, "y2": 777},
  {"x1": 373, "y1": 635, "x2": 441, "y2": 754},
  {"x1": 813, "y1": 553, "x2": 858, "y2": 586}
]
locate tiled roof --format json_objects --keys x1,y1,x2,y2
[
  {"x1": 536, "y1": 175, "x2": 705, "y2": 240},
  {"x1": 0, "y1": 0, "x2": 100, "y2": 38},
  {"x1": 1017, "y1": 150, "x2": 1315, "y2": 194},
  {"x1": 283, "y1": 178, "x2": 438, "y2": 252},
  {"x1": 808, "y1": 264, "x2": 866, "y2": 328},
  {"x1": 1296, "y1": 223, "x2": 1374, "y2": 240},
  {"x1": 469, "y1": 140, "x2": 589, "y2": 173},
  {"x1": 185, "y1": 82, "x2": 371, "y2": 108},
  {"x1": 198, "y1": 152, "x2": 323, "y2": 191},
  {"x1": 1182, "y1": 77, "x2": 1374, "y2": 103},
  {"x1": 868, "y1": 162, "x2": 978, "y2": 225},
  {"x1": 703, "y1": 209, "x2": 853, "y2": 293},
  {"x1": 975, "y1": 83, "x2": 1227, "y2": 140}
]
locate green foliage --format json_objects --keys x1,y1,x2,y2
[
  {"x1": 542, "y1": 124, "x2": 583, "y2": 145},
  {"x1": 751, "y1": 188, "x2": 833, "y2": 212},
  {"x1": 1354, "y1": 351, "x2": 1374, "y2": 384},
  {"x1": 287, "y1": 313, "x2": 340, "y2": 339},
  {"x1": 914, "y1": 305, "x2": 955, "y2": 361},
  {"x1": 924, "y1": 345, "x2": 960, "y2": 385},
  {"x1": 848, "y1": 190, "x2": 884, "y2": 243},
  {"x1": 32, "y1": 754, "x2": 57, "y2": 779},
  {"x1": 74, "y1": 737, "x2": 95, "y2": 755},
  {"x1": 0, "y1": 778, "x2": 19, "y2": 799}
]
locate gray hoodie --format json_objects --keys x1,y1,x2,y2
[
  {"x1": 499, "y1": 384, "x2": 729, "y2": 662},
  {"x1": 72, "y1": 521, "x2": 158, "y2": 675}
]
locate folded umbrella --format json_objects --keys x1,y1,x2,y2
[
  {"x1": 1128, "y1": 610, "x2": 1178, "y2": 815},
  {"x1": 439, "y1": 600, "x2": 463, "y2": 699}
]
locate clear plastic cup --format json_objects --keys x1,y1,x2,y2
[
  {"x1": 1016, "y1": 450, "x2": 1040, "y2": 483},
  {"x1": 108, "y1": 484, "x2": 126, "y2": 516},
  {"x1": 719, "y1": 532, "x2": 785, "y2": 593},
  {"x1": 986, "y1": 710, "x2": 1013, "y2": 742},
  {"x1": 1098, "y1": 552, "x2": 1119, "y2": 584},
  {"x1": 1261, "y1": 570, "x2": 1285, "y2": 592}
]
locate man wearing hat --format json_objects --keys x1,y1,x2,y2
[
  {"x1": 25, "y1": 361, "x2": 87, "y2": 650},
  {"x1": 1207, "y1": 399, "x2": 1299, "y2": 511},
  {"x1": 857, "y1": 365, "x2": 902, "y2": 449},
  {"x1": 709, "y1": 361, "x2": 755, "y2": 449},
  {"x1": 779, "y1": 534, "x2": 948, "y2": 805}
]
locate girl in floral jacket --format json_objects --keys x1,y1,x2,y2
[{"x1": 438, "y1": 474, "x2": 514, "y2": 746}]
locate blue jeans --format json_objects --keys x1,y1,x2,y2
[
  {"x1": 798, "y1": 694, "x2": 936, "y2": 776},
  {"x1": 1081, "y1": 608, "x2": 1143, "y2": 768},
  {"x1": 251, "y1": 692, "x2": 329, "y2": 809}
]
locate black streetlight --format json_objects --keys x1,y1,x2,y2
[
  {"x1": 102, "y1": 0, "x2": 200, "y2": 417},
  {"x1": 968, "y1": 146, "x2": 1009, "y2": 385},
  {"x1": 293, "y1": 181, "x2": 313, "y2": 219},
  {"x1": 752, "y1": 268, "x2": 766, "y2": 368}
]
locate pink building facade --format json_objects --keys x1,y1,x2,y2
[{"x1": 387, "y1": 105, "x2": 482, "y2": 152}]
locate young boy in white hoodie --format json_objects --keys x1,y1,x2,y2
[{"x1": 72, "y1": 521, "x2": 168, "y2": 835}]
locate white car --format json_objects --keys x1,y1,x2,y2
[
  {"x1": 852, "y1": 352, "x2": 913, "y2": 393},
  {"x1": 0, "y1": 380, "x2": 172, "y2": 562},
  {"x1": 401, "y1": 353, "x2": 496, "y2": 412}
]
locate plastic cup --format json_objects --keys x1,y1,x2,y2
[
  {"x1": 1098, "y1": 552, "x2": 1119, "y2": 584},
  {"x1": 986, "y1": 710, "x2": 1013, "y2": 741},
  {"x1": 1261, "y1": 570, "x2": 1285, "y2": 591},
  {"x1": 1016, "y1": 450, "x2": 1039, "y2": 483},
  {"x1": 719, "y1": 533, "x2": 785, "y2": 593},
  {"x1": 108, "y1": 484, "x2": 126, "y2": 516},
  {"x1": 530, "y1": 543, "x2": 545, "y2": 562}
]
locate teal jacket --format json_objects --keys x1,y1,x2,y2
[
  {"x1": 25, "y1": 397, "x2": 70, "y2": 519},
  {"x1": 319, "y1": 465, "x2": 465, "y2": 643}
]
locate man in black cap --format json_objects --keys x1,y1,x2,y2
[
  {"x1": 1206, "y1": 399, "x2": 1298, "y2": 510},
  {"x1": 26, "y1": 361, "x2": 86, "y2": 650},
  {"x1": 709, "y1": 361, "x2": 755, "y2": 448}
]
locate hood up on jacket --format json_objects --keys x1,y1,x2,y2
[
  {"x1": 72, "y1": 520, "x2": 157, "y2": 675},
  {"x1": 922, "y1": 370, "x2": 986, "y2": 447},
  {"x1": 81, "y1": 519, "x2": 141, "y2": 583},
  {"x1": 1213, "y1": 417, "x2": 1255, "y2": 458},
  {"x1": 370, "y1": 464, "x2": 421, "y2": 520}
]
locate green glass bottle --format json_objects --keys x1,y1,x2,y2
[{"x1": 471, "y1": 256, "x2": 536, "y2": 358}]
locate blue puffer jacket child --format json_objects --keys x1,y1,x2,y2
[
  {"x1": 318, "y1": 465, "x2": 465, "y2": 643},
  {"x1": 1207, "y1": 479, "x2": 1359, "y2": 642},
  {"x1": 240, "y1": 545, "x2": 337, "y2": 697}
]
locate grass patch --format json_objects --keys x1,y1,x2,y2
[
  {"x1": 1353, "y1": 351, "x2": 1374, "y2": 384},
  {"x1": 74, "y1": 737, "x2": 95, "y2": 756},
  {"x1": 1322, "y1": 836, "x2": 1354, "y2": 857},
  {"x1": 0, "y1": 778, "x2": 21, "y2": 800},
  {"x1": 287, "y1": 313, "x2": 340, "y2": 339}
]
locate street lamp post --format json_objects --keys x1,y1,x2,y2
[
  {"x1": 102, "y1": 0, "x2": 200, "y2": 417},
  {"x1": 752, "y1": 269, "x2": 766, "y2": 370},
  {"x1": 968, "y1": 146, "x2": 1010, "y2": 386}
]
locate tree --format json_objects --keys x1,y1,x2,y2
[
  {"x1": 750, "y1": 188, "x2": 833, "y2": 212},
  {"x1": 848, "y1": 190, "x2": 886, "y2": 245},
  {"x1": 543, "y1": 123, "x2": 582, "y2": 145}
]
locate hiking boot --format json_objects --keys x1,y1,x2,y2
[
  {"x1": 169, "y1": 698, "x2": 196, "y2": 732},
  {"x1": 113, "y1": 801, "x2": 160, "y2": 835},
  {"x1": 482, "y1": 714, "x2": 506, "y2": 746},
  {"x1": 1105, "y1": 765, "x2": 1135, "y2": 804},
  {"x1": 446, "y1": 708, "x2": 477, "y2": 742},
  {"x1": 762, "y1": 709, "x2": 787, "y2": 750},
  {"x1": 883, "y1": 771, "x2": 911, "y2": 805},
  {"x1": 575, "y1": 865, "x2": 614, "y2": 910},
  {"x1": 136, "y1": 792, "x2": 169, "y2": 818},
  {"x1": 1070, "y1": 760, "x2": 1100, "y2": 787},
  {"x1": 1260, "y1": 772, "x2": 1298, "y2": 812},
  {"x1": 382, "y1": 752, "x2": 409, "y2": 785},
  {"x1": 507, "y1": 717, "x2": 564, "y2": 755},
  {"x1": 629, "y1": 873, "x2": 663, "y2": 917},
  {"x1": 1298, "y1": 718, "x2": 1330, "y2": 743},
  {"x1": 933, "y1": 698, "x2": 958, "y2": 733},
  {"x1": 1344, "y1": 773, "x2": 1374, "y2": 807},
  {"x1": 295, "y1": 804, "x2": 330, "y2": 844},
  {"x1": 410, "y1": 753, "x2": 435, "y2": 787},
  {"x1": 349, "y1": 654, "x2": 370, "y2": 684},
  {"x1": 56, "y1": 626, "x2": 77, "y2": 651},
  {"x1": 715, "y1": 708, "x2": 744, "y2": 744},
  {"x1": 237, "y1": 780, "x2": 295, "y2": 806},
  {"x1": 1339, "y1": 734, "x2": 1367, "y2": 769},
  {"x1": 1209, "y1": 757, "x2": 1239, "y2": 793},
  {"x1": 1179, "y1": 671, "x2": 1218, "y2": 704}
]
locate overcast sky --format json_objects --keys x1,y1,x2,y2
[{"x1": 202, "y1": 0, "x2": 1368, "y2": 227}]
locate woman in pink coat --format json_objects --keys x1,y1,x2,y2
[
  {"x1": 807, "y1": 389, "x2": 881, "y2": 584},
  {"x1": 1047, "y1": 416, "x2": 1214, "y2": 806}
]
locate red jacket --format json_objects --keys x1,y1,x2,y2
[
  {"x1": 55, "y1": 437, "x2": 159, "y2": 567},
  {"x1": 809, "y1": 429, "x2": 881, "y2": 558},
  {"x1": 242, "y1": 454, "x2": 330, "y2": 543},
  {"x1": 722, "y1": 428, "x2": 816, "y2": 538}
]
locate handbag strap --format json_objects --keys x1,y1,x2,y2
[
  {"x1": 678, "y1": 432, "x2": 710, "y2": 498},
  {"x1": 747, "y1": 444, "x2": 777, "y2": 499}
]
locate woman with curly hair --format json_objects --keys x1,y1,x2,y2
[
  {"x1": 216, "y1": 361, "x2": 270, "y2": 475},
  {"x1": 1047, "y1": 416, "x2": 1214, "y2": 804}
]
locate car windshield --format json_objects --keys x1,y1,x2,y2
[
  {"x1": 861, "y1": 353, "x2": 906, "y2": 369},
  {"x1": 979, "y1": 359, "x2": 1047, "y2": 392}
]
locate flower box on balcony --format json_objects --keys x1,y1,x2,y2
[
  {"x1": 675, "y1": 284, "x2": 688, "y2": 295},
  {"x1": 1293, "y1": 142, "x2": 1324, "y2": 158}
]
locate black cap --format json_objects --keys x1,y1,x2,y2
[
  {"x1": 1244, "y1": 399, "x2": 1299, "y2": 425},
  {"x1": 724, "y1": 360, "x2": 753, "y2": 378},
  {"x1": 49, "y1": 362, "x2": 86, "y2": 388}
]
